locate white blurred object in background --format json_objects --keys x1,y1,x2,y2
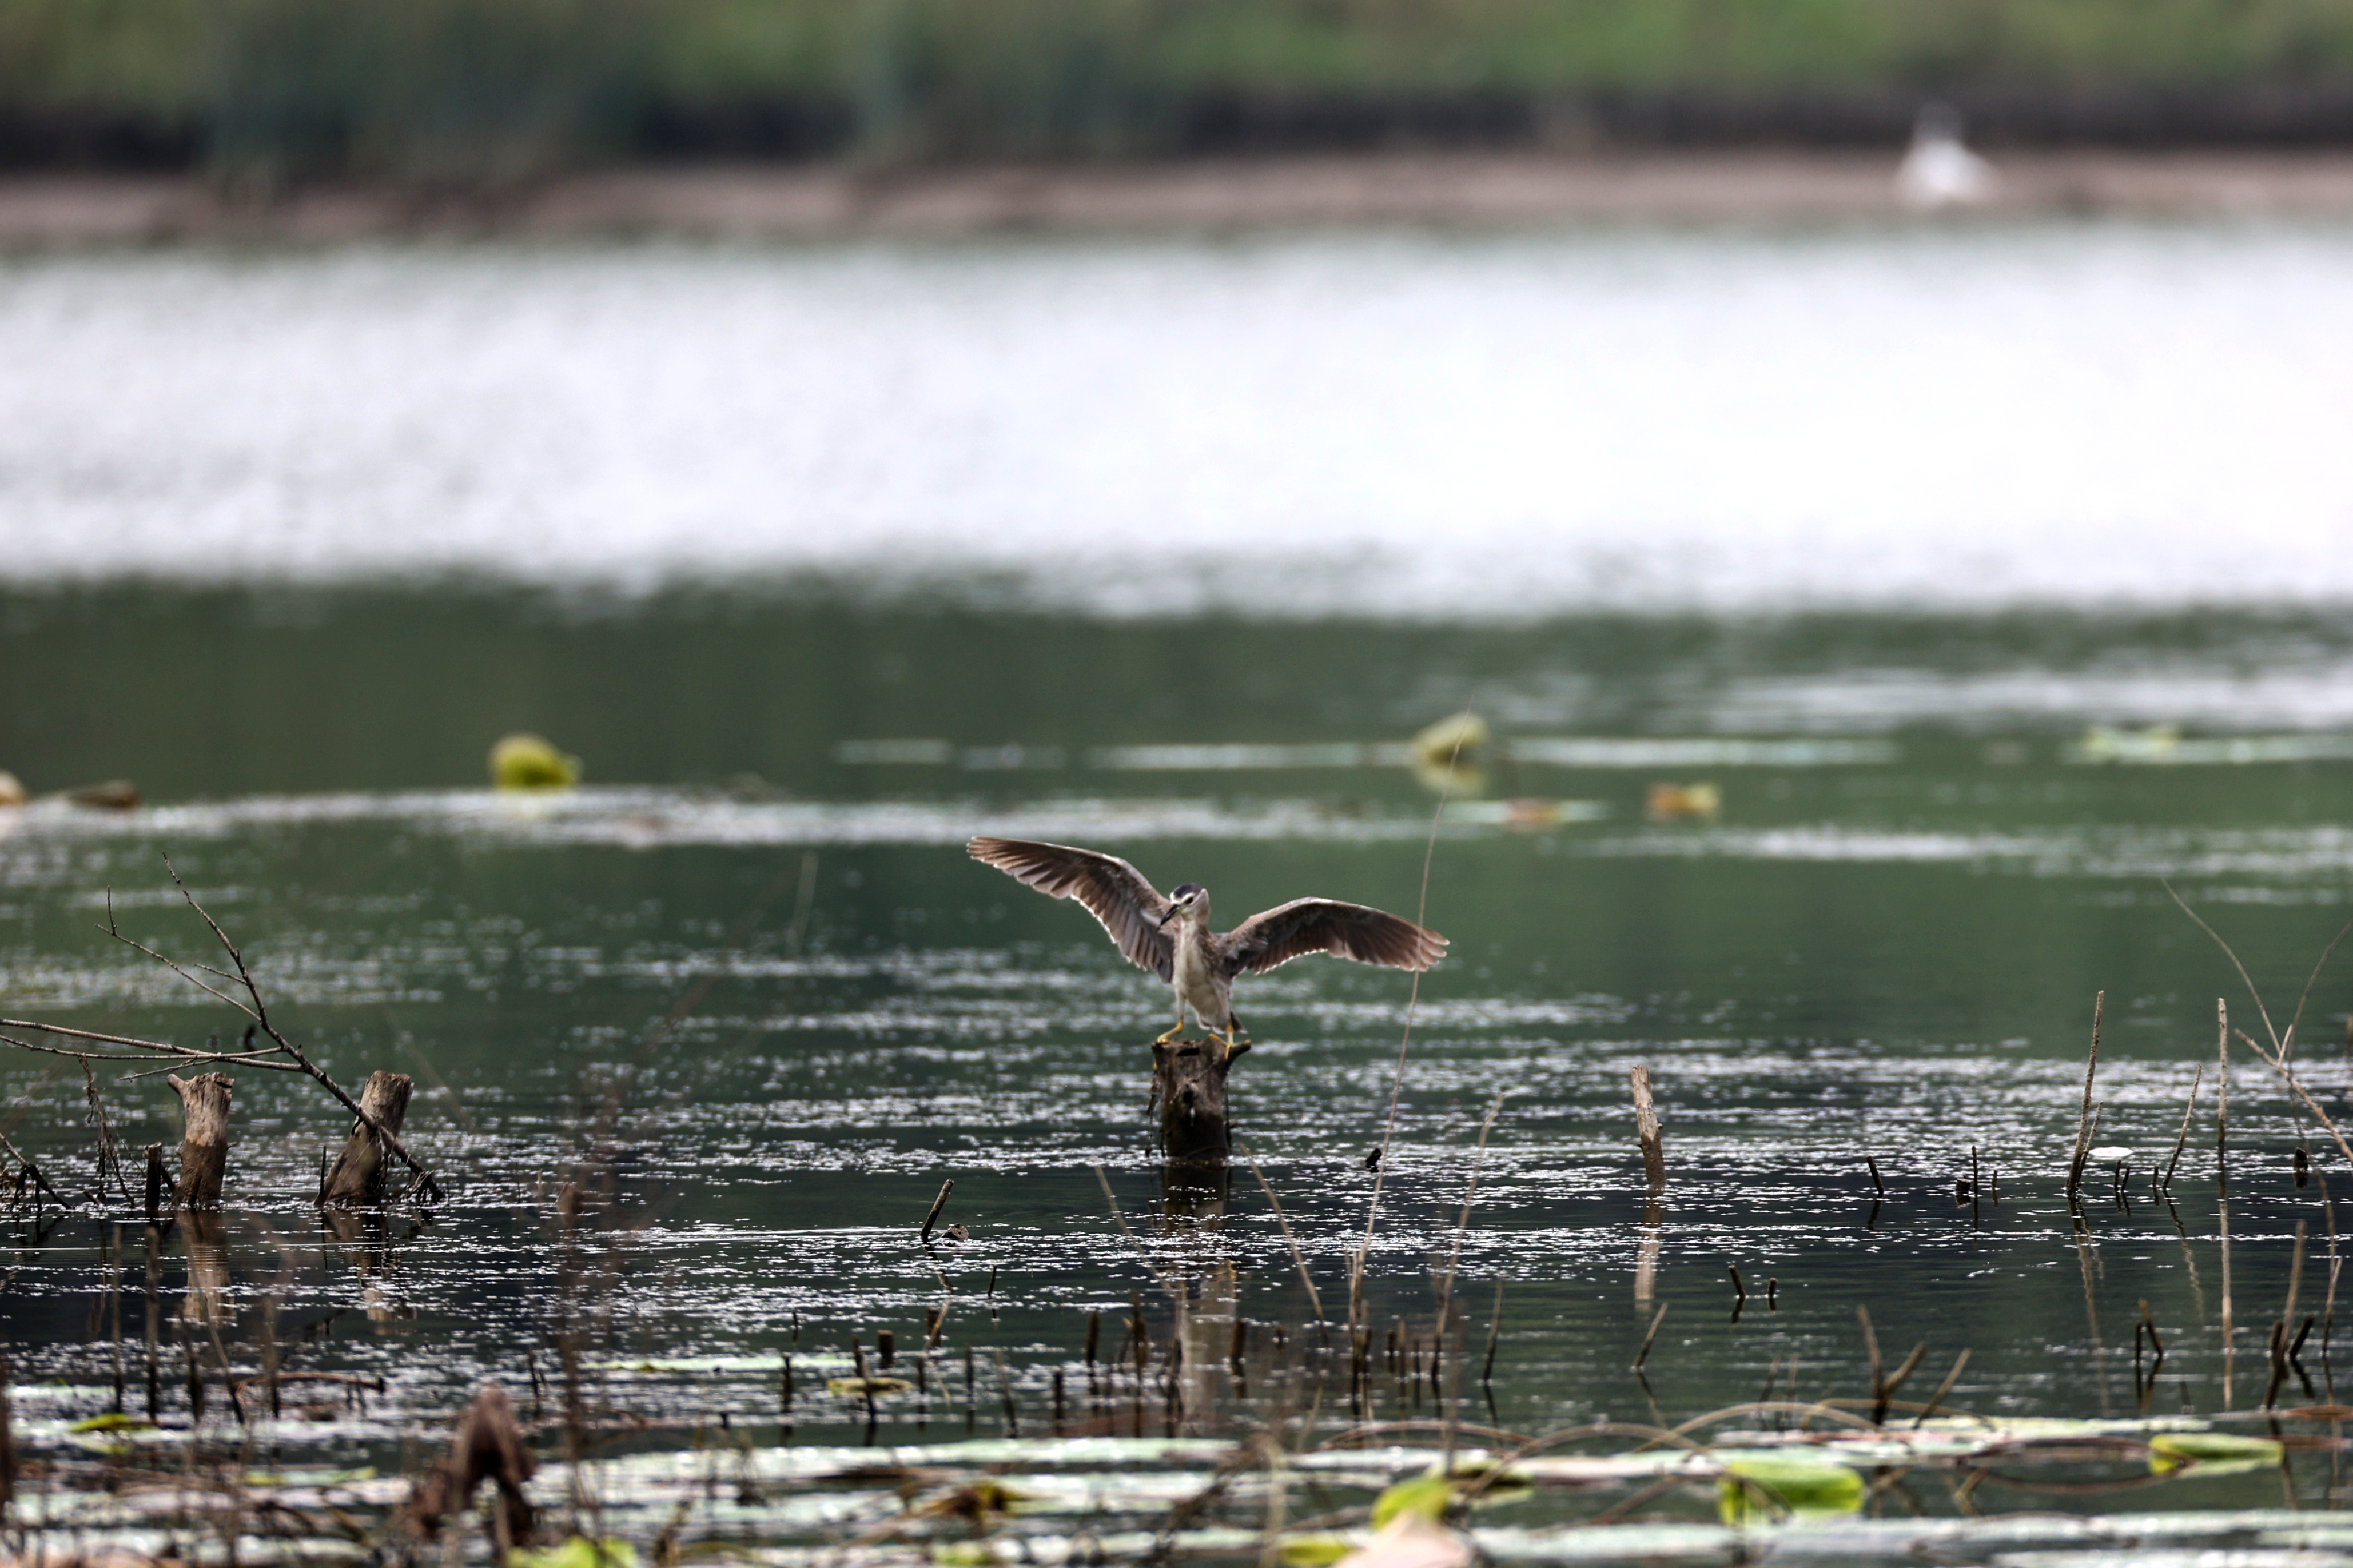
[{"x1": 1898, "y1": 103, "x2": 1998, "y2": 209}]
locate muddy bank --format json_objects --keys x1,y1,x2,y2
[{"x1": 10, "y1": 150, "x2": 2353, "y2": 246}]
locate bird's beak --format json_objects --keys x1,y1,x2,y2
[{"x1": 1157, "y1": 905, "x2": 1179, "y2": 927}]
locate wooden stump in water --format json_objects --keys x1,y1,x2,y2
[
  {"x1": 408, "y1": 1382, "x2": 535, "y2": 1546},
  {"x1": 167, "y1": 1072, "x2": 232, "y2": 1210},
  {"x1": 321, "y1": 1070, "x2": 414, "y2": 1208},
  {"x1": 1153, "y1": 1037, "x2": 1248, "y2": 1161}
]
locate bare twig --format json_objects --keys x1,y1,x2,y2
[
  {"x1": 2166, "y1": 881, "x2": 2284, "y2": 1052},
  {"x1": 0, "y1": 1019, "x2": 292, "y2": 1066},
  {"x1": 0, "y1": 1128, "x2": 66, "y2": 1209},
  {"x1": 2284, "y1": 919, "x2": 2353, "y2": 1064},
  {"x1": 1236, "y1": 1142, "x2": 1325, "y2": 1324},
  {"x1": 920, "y1": 1179, "x2": 954, "y2": 1245},
  {"x1": 4, "y1": 857, "x2": 443, "y2": 1202},
  {"x1": 2237, "y1": 1027, "x2": 2353, "y2": 1174},
  {"x1": 1351, "y1": 711, "x2": 1471, "y2": 1328},
  {"x1": 159, "y1": 856, "x2": 440, "y2": 1200},
  {"x1": 1435, "y1": 1092, "x2": 1506, "y2": 1328},
  {"x1": 2164, "y1": 1063, "x2": 2204, "y2": 1189},
  {"x1": 2067, "y1": 991, "x2": 2104, "y2": 1202}
]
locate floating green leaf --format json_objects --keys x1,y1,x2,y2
[
  {"x1": 1717, "y1": 1457, "x2": 1864, "y2": 1526},
  {"x1": 68, "y1": 1411, "x2": 155, "y2": 1433},
  {"x1": 1371, "y1": 1473, "x2": 1456, "y2": 1528},
  {"x1": 2149, "y1": 1433, "x2": 2286, "y2": 1476},
  {"x1": 508, "y1": 1537, "x2": 639, "y2": 1568}
]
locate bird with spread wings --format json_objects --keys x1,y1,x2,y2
[{"x1": 968, "y1": 837, "x2": 1447, "y2": 1048}]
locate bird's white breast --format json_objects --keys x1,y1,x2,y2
[{"x1": 1171, "y1": 927, "x2": 1221, "y2": 1013}]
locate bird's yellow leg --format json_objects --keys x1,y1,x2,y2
[{"x1": 1154, "y1": 1002, "x2": 1187, "y2": 1046}]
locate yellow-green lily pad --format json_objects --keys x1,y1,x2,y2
[
  {"x1": 69, "y1": 1411, "x2": 154, "y2": 1433},
  {"x1": 2149, "y1": 1432, "x2": 2286, "y2": 1475},
  {"x1": 508, "y1": 1537, "x2": 638, "y2": 1568},
  {"x1": 1371, "y1": 1473, "x2": 1456, "y2": 1528},
  {"x1": 1718, "y1": 1456, "x2": 1864, "y2": 1525}
]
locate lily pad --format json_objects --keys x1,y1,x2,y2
[
  {"x1": 508, "y1": 1537, "x2": 639, "y2": 1568},
  {"x1": 1372, "y1": 1473, "x2": 1457, "y2": 1528},
  {"x1": 1717, "y1": 1457, "x2": 1865, "y2": 1525},
  {"x1": 67, "y1": 1412, "x2": 154, "y2": 1433},
  {"x1": 2149, "y1": 1433, "x2": 2286, "y2": 1476}
]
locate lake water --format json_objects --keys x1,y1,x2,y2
[{"x1": 5, "y1": 223, "x2": 2353, "y2": 1560}]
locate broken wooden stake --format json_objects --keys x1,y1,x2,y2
[
  {"x1": 1152, "y1": 1037, "x2": 1248, "y2": 1160},
  {"x1": 142, "y1": 1143, "x2": 165, "y2": 1225},
  {"x1": 167, "y1": 1073, "x2": 232, "y2": 1210},
  {"x1": 1631, "y1": 1064, "x2": 1666, "y2": 1192},
  {"x1": 408, "y1": 1382, "x2": 534, "y2": 1545},
  {"x1": 320, "y1": 1071, "x2": 413, "y2": 1208}
]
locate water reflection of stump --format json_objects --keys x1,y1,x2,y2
[
  {"x1": 178, "y1": 1210, "x2": 231, "y2": 1330},
  {"x1": 323, "y1": 1208, "x2": 416, "y2": 1323},
  {"x1": 1152, "y1": 1038, "x2": 1248, "y2": 1162}
]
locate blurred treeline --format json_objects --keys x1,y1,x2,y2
[{"x1": 10, "y1": 0, "x2": 2353, "y2": 182}]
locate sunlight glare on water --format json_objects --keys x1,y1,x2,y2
[{"x1": 3, "y1": 224, "x2": 2353, "y2": 612}]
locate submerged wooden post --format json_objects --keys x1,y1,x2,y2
[
  {"x1": 408, "y1": 1382, "x2": 534, "y2": 1546},
  {"x1": 321, "y1": 1071, "x2": 414, "y2": 1208},
  {"x1": 1152, "y1": 1038, "x2": 1249, "y2": 1161},
  {"x1": 167, "y1": 1073, "x2": 232, "y2": 1210},
  {"x1": 1630, "y1": 1064, "x2": 1667, "y2": 1192},
  {"x1": 1631, "y1": 1064, "x2": 1665, "y2": 1306}
]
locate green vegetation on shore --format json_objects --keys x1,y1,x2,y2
[{"x1": 8, "y1": 0, "x2": 2353, "y2": 180}]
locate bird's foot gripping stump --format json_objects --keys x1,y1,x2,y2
[{"x1": 1151, "y1": 1037, "x2": 1249, "y2": 1161}]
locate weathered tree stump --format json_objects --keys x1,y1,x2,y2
[
  {"x1": 321, "y1": 1070, "x2": 414, "y2": 1208},
  {"x1": 408, "y1": 1382, "x2": 534, "y2": 1547},
  {"x1": 166, "y1": 1072, "x2": 232, "y2": 1210},
  {"x1": 1152, "y1": 1038, "x2": 1248, "y2": 1161}
]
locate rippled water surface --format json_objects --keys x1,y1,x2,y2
[
  {"x1": 6, "y1": 220, "x2": 2353, "y2": 1558},
  {"x1": 5, "y1": 592, "x2": 2353, "y2": 1499}
]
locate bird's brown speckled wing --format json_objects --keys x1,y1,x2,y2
[
  {"x1": 967, "y1": 837, "x2": 1174, "y2": 981},
  {"x1": 1221, "y1": 899, "x2": 1448, "y2": 977}
]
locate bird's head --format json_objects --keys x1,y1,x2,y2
[{"x1": 1157, "y1": 884, "x2": 1207, "y2": 927}]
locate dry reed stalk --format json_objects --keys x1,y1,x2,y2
[
  {"x1": 1632, "y1": 1303, "x2": 1669, "y2": 1371},
  {"x1": 1434, "y1": 1091, "x2": 1506, "y2": 1330},
  {"x1": 2165, "y1": 1063, "x2": 2204, "y2": 1190},
  {"x1": 1857, "y1": 1307, "x2": 1885, "y2": 1419},
  {"x1": 2066, "y1": 991, "x2": 2104, "y2": 1203},
  {"x1": 1877, "y1": 1342, "x2": 1928, "y2": 1424},
  {"x1": 2289, "y1": 1220, "x2": 2310, "y2": 1330},
  {"x1": 1237, "y1": 1142, "x2": 1325, "y2": 1324},
  {"x1": 920, "y1": 1179, "x2": 954, "y2": 1244},
  {"x1": 1912, "y1": 1348, "x2": 1970, "y2": 1427},
  {"x1": 1351, "y1": 711, "x2": 1471, "y2": 1330}
]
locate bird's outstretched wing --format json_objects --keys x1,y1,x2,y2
[
  {"x1": 1222, "y1": 899, "x2": 1448, "y2": 976},
  {"x1": 968, "y1": 837, "x2": 1174, "y2": 981}
]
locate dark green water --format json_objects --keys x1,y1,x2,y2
[{"x1": 6, "y1": 584, "x2": 2353, "y2": 1546}]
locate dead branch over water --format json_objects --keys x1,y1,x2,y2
[{"x1": 0, "y1": 853, "x2": 440, "y2": 1203}]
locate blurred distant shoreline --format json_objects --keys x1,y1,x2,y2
[{"x1": 9, "y1": 151, "x2": 2353, "y2": 246}]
